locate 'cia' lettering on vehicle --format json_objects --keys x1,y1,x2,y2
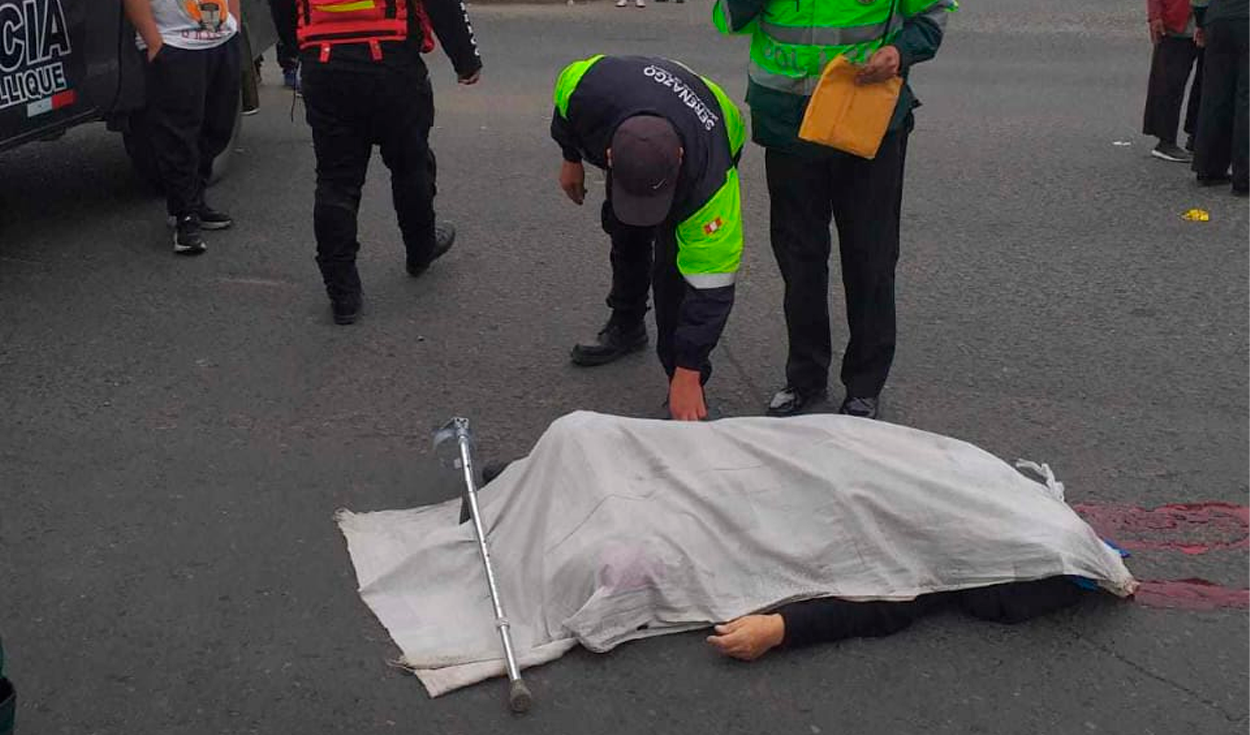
[{"x1": 0, "y1": 0, "x2": 72, "y2": 111}]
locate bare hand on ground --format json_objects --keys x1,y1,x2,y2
[
  {"x1": 559, "y1": 160, "x2": 587, "y2": 205},
  {"x1": 706, "y1": 615, "x2": 785, "y2": 661},
  {"x1": 668, "y1": 368, "x2": 707, "y2": 421},
  {"x1": 856, "y1": 46, "x2": 900, "y2": 85}
]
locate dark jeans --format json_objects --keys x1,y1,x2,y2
[
  {"x1": 600, "y1": 198, "x2": 713, "y2": 382},
  {"x1": 1193, "y1": 18, "x2": 1249, "y2": 188},
  {"x1": 268, "y1": 0, "x2": 299, "y2": 72},
  {"x1": 1143, "y1": 35, "x2": 1203, "y2": 143},
  {"x1": 145, "y1": 38, "x2": 241, "y2": 218},
  {"x1": 764, "y1": 123, "x2": 910, "y2": 400},
  {"x1": 301, "y1": 52, "x2": 437, "y2": 301}
]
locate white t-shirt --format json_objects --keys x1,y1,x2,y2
[{"x1": 136, "y1": 0, "x2": 239, "y2": 51}]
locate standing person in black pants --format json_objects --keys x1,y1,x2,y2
[
  {"x1": 1191, "y1": 0, "x2": 1249, "y2": 194},
  {"x1": 1143, "y1": 0, "x2": 1203, "y2": 162},
  {"x1": 267, "y1": 0, "x2": 301, "y2": 90},
  {"x1": 277, "y1": 0, "x2": 482, "y2": 324},
  {"x1": 123, "y1": 0, "x2": 242, "y2": 256}
]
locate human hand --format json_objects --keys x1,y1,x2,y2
[
  {"x1": 1194, "y1": 27, "x2": 1206, "y2": 48},
  {"x1": 458, "y1": 68, "x2": 481, "y2": 85},
  {"x1": 706, "y1": 615, "x2": 785, "y2": 661},
  {"x1": 559, "y1": 160, "x2": 586, "y2": 205},
  {"x1": 146, "y1": 39, "x2": 164, "y2": 62},
  {"x1": 668, "y1": 367, "x2": 707, "y2": 421},
  {"x1": 1149, "y1": 18, "x2": 1166, "y2": 43},
  {"x1": 856, "y1": 45, "x2": 900, "y2": 85}
]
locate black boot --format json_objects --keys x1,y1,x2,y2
[
  {"x1": 570, "y1": 319, "x2": 647, "y2": 366},
  {"x1": 407, "y1": 222, "x2": 456, "y2": 277}
]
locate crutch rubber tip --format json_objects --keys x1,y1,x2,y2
[{"x1": 508, "y1": 680, "x2": 533, "y2": 714}]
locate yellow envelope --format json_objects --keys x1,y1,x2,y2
[{"x1": 798, "y1": 55, "x2": 902, "y2": 160}]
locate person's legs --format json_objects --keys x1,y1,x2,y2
[
  {"x1": 195, "y1": 38, "x2": 242, "y2": 217},
  {"x1": 1193, "y1": 21, "x2": 1237, "y2": 182},
  {"x1": 303, "y1": 61, "x2": 373, "y2": 315},
  {"x1": 145, "y1": 46, "x2": 209, "y2": 221},
  {"x1": 1184, "y1": 47, "x2": 1205, "y2": 147},
  {"x1": 828, "y1": 123, "x2": 909, "y2": 404},
  {"x1": 1143, "y1": 36, "x2": 1198, "y2": 154},
  {"x1": 956, "y1": 577, "x2": 1085, "y2": 624},
  {"x1": 765, "y1": 148, "x2": 835, "y2": 405}
]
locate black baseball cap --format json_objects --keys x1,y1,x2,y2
[{"x1": 610, "y1": 115, "x2": 682, "y2": 227}]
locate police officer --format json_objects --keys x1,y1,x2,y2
[
  {"x1": 552, "y1": 56, "x2": 746, "y2": 421},
  {"x1": 715, "y1": 0, "x2": 955, "y2": 419},
  {"x1": 279, "y1": 0, "x2": 482, "y2": 324}
]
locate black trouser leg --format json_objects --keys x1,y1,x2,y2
[
  {"x1": 601, "y1": 194, "x2": 654, "y2": 328},
  {"x1": 146, "y1": 46, "x2": 209, "y2": 218},
  {"x1": 765, "y1": 148, "x2": 835, "y2": 396},
  {"x1": 303, "y1": 65, "x2": 371, "y2": 301},
  {"x1": 1229, "y1": 20, "x2": 1249, "y2": 188},
  {"x1": 829, "y1": 126, "x2": 908, "y2": 399},
  {"x1": 1143, "y1": 35, "x2": 1199, "y2": 143},
  {"x1": 1194, "y1": 20, "x2": 1243, "y2": 181},
  {"x1": 196, "y1": 39, "x2": 241, "y2": 210},
  {"x1": 376, "y1": 66, "x2": 438, "y2": 266},
  {"x1": 1184, "y1": 48, "x2": 1204, "y2": 139}
]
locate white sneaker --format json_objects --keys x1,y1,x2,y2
[
  {"x1": 615, "y1": 0, "x2": 627, "y2": 7},
  {"x1": 635, "y1": 0, "x2": 646, "y2": 6}
]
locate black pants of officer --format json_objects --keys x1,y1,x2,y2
[
  {"x1": 765, "y1": 123, "x2": 910, "y2": 400},
  {"x1": 1193, "y1": 18, "x2": 1249, "y2": 189},
  {"x1": 301, "y1": 49, "x2": 438, "y2": 302},
  {"x1": 145, "y1": 38, "x2": 241, "y2": 219},
  {"x1": 601, "y1": 199, "x2": 713, "y2": 382},
  {"x1": 1143, "y1": 35, "x2": 1203, "y2": 145},
  {"x1": 267, "y1": 0, "x2": 299, "y2": 72}
]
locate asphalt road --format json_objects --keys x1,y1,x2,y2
[{"x1": 1, "y1": 1, "x2": 1247, "y2": 733}]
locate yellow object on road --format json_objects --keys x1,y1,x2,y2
[{"x1": 1182, "y1": 208, "x2": 1210, "y2": 222}]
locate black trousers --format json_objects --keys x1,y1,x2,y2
[
  {"x1": 301, "y1": 53, "x2": 437, "y2": 301},
  {"x1": 145, "y1": 38, "x2": 241, "y2": 218},
  {"x1": 1193, "y1": 18, "x2": 1249, "y2": 188},
  {"x1": 1143, "y1": 35, "x2": 1203, "y2": 143},
  {"x1": 268, "y1": 0, "x2": 299, "y2": 72},
  {"x1": 601, "y1": 199, "x2": 711, "y2": 381},
  {"x1": 765, "y1": 124, "x2": 910, "y2": 400}
]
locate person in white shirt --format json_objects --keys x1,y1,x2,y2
[{"x1": 123, "y1": 0, "x2": 242, "y2": 255}]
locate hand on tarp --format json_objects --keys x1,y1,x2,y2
[
  {"x1": 706, "y1": 614, "x2": 785, "y2": 661},
  {"x1": 669, "y1": 368, "x2": 707, "y2": 421},
  {"x1": 856, "y1": 46, "x2": 900, "y2": 85}
]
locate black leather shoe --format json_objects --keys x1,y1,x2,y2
[
  {"x1": 766, "y1": 385, "x2": 827, "y2": 417},
  {"x1": 570, "y1": 321, "x2": 648, "y2": 366},
  {"x1": 407, "y1": 222, "x2": 456, "y2": 277},
  {"x1": 839, "y1": 395, "x2": 880, "y2": 419},
  {"x1": 332, "y1": 293, "x2": 362, "y2": 325}
]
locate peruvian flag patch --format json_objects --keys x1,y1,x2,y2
[{"x1": 703, "y1": 217, "x2": 724, "y2": 236}]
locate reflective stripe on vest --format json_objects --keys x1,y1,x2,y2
[{"x1": 758, "y1": 16, "x2": 904, "y2": 46}]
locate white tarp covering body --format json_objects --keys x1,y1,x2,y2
[{"x1": 337, "y1": 411, "x2": 1136, "y2": 696}]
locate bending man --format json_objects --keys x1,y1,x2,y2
[{"x1": 552, "y1": 56, "x2": 746, "y2": 420}]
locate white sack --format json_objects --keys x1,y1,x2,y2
[{"x1": 337, "y1": 411, "x2": 1136, "y2": 697}]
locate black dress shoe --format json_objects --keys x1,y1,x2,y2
[
  {"x1": 407, "y1": 222, "x2": 456, "y2": 277},
  {"x1": 332, "y1": 293, "x2": 362, "y2": 325},
  {"x1": 839, "y1": 395, "x2": 880, "y2": 419},
  {"x1": 766, "y1": 385, "x2": 827, "y2": 417},
  {"x1": 570, "y1": 321, "x2": 648, "y2": 366}
]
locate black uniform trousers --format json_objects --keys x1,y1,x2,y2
[
  {"x1": 145, "y1": 38, "x2": 241, "y2": 219},
  {"x1": 601, "y1": 199, "x2": 715, "y2": 383},
  {"x1": 765, "y1": 123, "x2": 910, "y2": 400},
  {"x1": 1143, "y1": 35, "x2": 1203, "y2": 144},
  {"x1": 301, "y1": 50, "x2": 438, "y2": 301},
  {"x1": 1193, "y1": 18, "x2": 1249, "y2": 189},
  {"x1": 267, "y1": 0, "x2": 299, "y2": 72}
]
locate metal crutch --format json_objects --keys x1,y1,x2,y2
[{"x1": 434, "y1": 417, "x2": 533, "y2": 714}]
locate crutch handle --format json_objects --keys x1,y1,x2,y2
[{"x1": 508, "y1": 679, "x2": 533, "y2": 714}]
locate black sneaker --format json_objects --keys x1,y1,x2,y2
[
  {"x1": 332, "y1": 292, "x2": 362, "y2": 325},
  {"x1": 766, "y1": 385, "x2": 827, "y2": 417},
  {"x1": 1197, "y1": 173, "x2": 1232, "y2": 187},
  {"x1": 173, "y1": 216, "x2": 206, "y2": 256},
  {"x1": 1151, "y1": 141, "x2": 1191, "y2": 163},
  {"x1": 839, "y1": 395, "x2": 880, "y2": 420},
  {"x1": 406, "y1": 223, "x2": 456, "y2": 277},
  {"x1": 197, "y1": 206, "x2": 233, "y2": 231},
  {"x1": 570, "y1": 320, "x2": 648, "y2": 366}
]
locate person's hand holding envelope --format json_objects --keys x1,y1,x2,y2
[{"x1": 798, "y1": 45, "x2": 904, "y2": 160}]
